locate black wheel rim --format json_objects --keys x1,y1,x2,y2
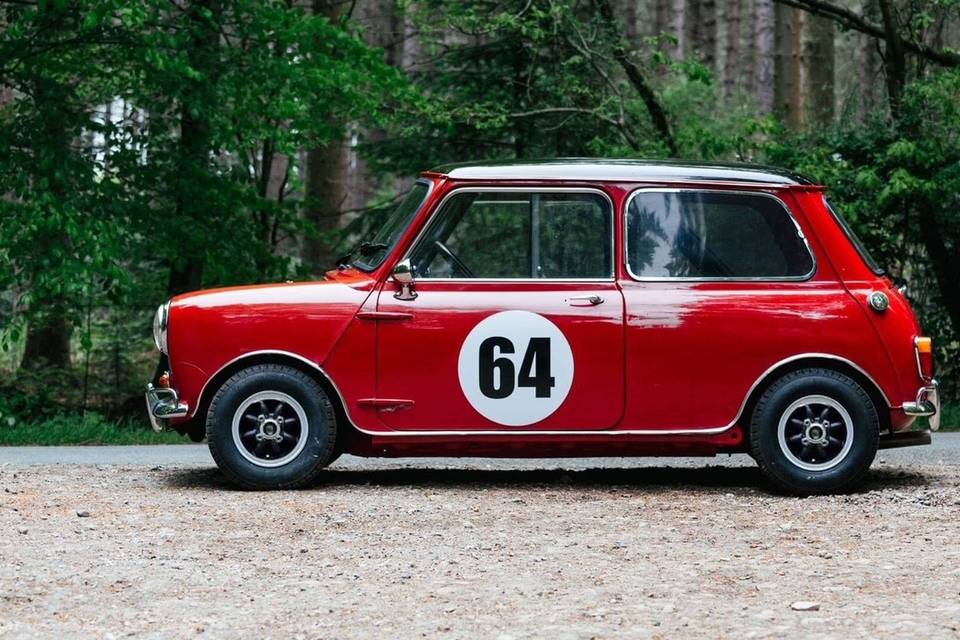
[
  {"x1": 231, "y1": 391, "x2": 308, "y2": 468},
  {"x1": 777, "y1": 394, "x2": 853, "y2": 471}
]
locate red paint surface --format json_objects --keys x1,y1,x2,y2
[{"x1": 163, "y1": 173, "x2": 929, "y2": 455}]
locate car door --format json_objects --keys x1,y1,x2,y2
[{"x1": 374, "y1": 187, "x2": 624, "y2": 431}]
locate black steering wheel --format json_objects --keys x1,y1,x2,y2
[{"x1": 433, "y1": 240, "x2": 474, "y2": 278}]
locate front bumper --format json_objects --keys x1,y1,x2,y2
[
  {"x1": 145, "y1": 383, "x2": 189, "y2": 433},
  {"x1": 902, "y1": 379, "x2": 940, "y2": 431}
]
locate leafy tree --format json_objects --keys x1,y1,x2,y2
[
  {"x1": 0, "y1": 1, "x2": 135, "y2": 369},
  {"x1": 0, "y1": 0, "x2": 405, "y2": 381}
]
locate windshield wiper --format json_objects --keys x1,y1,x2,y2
[
  {"x1": 358, "y1": 241, "x2": 387, "y2": 255},
  {"x1": 334, "y1": 241, "x2": 388, "y2": 269}
]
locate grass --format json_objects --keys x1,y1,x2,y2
[
  {"x1": 934, "y1": 403, "x2": 960, "y2": 432},
  {"x1": 0, "y1": 413, "x2": 186, "y2": 446}
]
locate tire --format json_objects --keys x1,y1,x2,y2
[
  {"x1": 749, "y1": 368, "x2": 879, "y2": 495},
  {"x1": 206, "y1": 364, "x2": 337, "y2": 490}
]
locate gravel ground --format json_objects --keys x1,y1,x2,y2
[
  {"x1": 3, "y1": 433, "x2": 960, "y2": 466},
  {"x1": 1, "y1": 450, "x2": 959, "y2": 638}
]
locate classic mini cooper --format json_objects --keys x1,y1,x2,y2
[{"x1": 146, "y1": 159, "x2": 940, "y2": 494}]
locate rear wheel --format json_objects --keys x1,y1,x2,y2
[
  {"x1": 206, "y1": 364, "x2": 337, "y2": 490},
  {"x1": 750, "y1": 368, "x2": 879, "y2": 495}
]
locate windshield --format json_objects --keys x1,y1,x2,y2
[
  {"x1": 353, "y1": 181, "x2": 431, "y2": 271},
  {"x1": 824, "y1": 197, "x2": 884, "y2": 276}
]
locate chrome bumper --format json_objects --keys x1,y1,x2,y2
[
  {"x1": 903, "y1": 379, "x2": 940, "y2": 431},
  {"x1": 145, "y1": 383, "x2": 189, "y2": 433}
]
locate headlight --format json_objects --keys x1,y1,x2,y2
[{"x1": 153, "y1": 301, "x2": 170, "y2": 354}]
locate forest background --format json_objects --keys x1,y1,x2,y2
[{"x1": 0, "y1": 0, "x2": 957, "y2": 442}]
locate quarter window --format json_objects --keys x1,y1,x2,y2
[
  {"x1": 409, "y1": 191, "x2": 613, "y2": 279},
  {"x1": 626, "y1": 190, "x2": 814, "y2": 279}
]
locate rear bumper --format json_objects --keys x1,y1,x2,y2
[
  {"x1": 902, "y1": 379, "x2": 940, "y2": 431},
  {"x1": 145, "y1": 383, "x2": 189, "y2": 433}
]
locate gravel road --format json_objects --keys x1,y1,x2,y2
[{"x1": 1, "y1": 438, "x2": 958, "y2": 638}]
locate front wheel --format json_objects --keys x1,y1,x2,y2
[
  {"x1": 206, "y1": 364, "x2": 337, "y2": 490},
  {"x1": 750, "y1": 368, "x2": 879, "y2": 495}
]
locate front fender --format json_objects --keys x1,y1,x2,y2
[{"x1": 165, "y1": 278, "x2": 375, "y2": 421}]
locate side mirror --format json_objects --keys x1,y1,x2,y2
[{"x1": 393, "y1": 259, "x2": 418, "y2": 300}]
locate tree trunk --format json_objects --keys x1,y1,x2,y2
[
  {"x1": 303, "y1": 141, "x2": 348, "y2": 273},
  {"x1": 593, "y1": 0, "x2": 678, "y2": 155},
  {"x1": 774, "y1": 3, "x2": 804, "y2": 129},
  {"x1": 917, "y1": 206, "x2": 960, "y2": 340},
  {"x1": 858, "y1": 1, "x2": 878, "y2": 121},
  {"x1": 804, "y1": 14, "x2": 835, "y2": 125},
  {"x1": 655, "y1": 0, "x2": 670, "y2": 39},
  {"x1": 21, "y1": 315, "x2": 71, "y2": 370},
  {"x1": 690, "y1": 0, "x2": 717, "y2": 70},
  {"x1": 302, "y1": 0, "x2": 349, "y2": 274},
  {"x1": 623, "y1": 0, "x2": 639, "y2": 45},
  {"x1": 877, "y1": 0, "x2": 906, "y2": 117},
  {"x1": 653, "y1": 0, "x2": 671, "y2": 74},
  {"x1": 684, "y1": 0, "x2": 698, "y2": 60},
  {"x1": 165, "y1": 0, "x2": 221, "y2": 297},
  {"x1": 167, "y1": 260, "x2": 204, "y2": 297},
  {"x1": 753, "y1": 0, "x2": 776, "y2": 114},
  {"x1": 723, "y1": 0, "x2": 742, "y2": 99},
  {"x1": 168, "y1": 102, "x2": 209, "y2": 296},
  {"x1": 20, "y1": 73, "x2": 73, "y2": 371},
  {"x1": 669, "y1": 0, "x2": 685, "y2": 60}
]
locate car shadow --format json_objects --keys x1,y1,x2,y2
[{"x1": 161, "y1": 463, "x2": 932, "y2": 495}]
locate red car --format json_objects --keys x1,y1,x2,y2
[{"x1": 146, "y1": 159, "x2": 940, "y2": 493}]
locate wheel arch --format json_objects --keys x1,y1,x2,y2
[
  {"x1": 739, "y1": 355, "x2": 891, "y2": 433},
  {"x1": 192, "y1": 351, "x2": 351, "y2": 441}
]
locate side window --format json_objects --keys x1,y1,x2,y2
[
  {"x1": 409, "y1": 191, "x2": 612, "y2": 279},
  {"x1": 626, "y1": 190, "x2": 814, "y2": 279}
]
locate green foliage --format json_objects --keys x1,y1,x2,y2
[
  {"x1": 366, "y1": 0, "x2": 769, "y2": 174},
  {"x1": 0, "y1": 412, "x2": 183, "y2": 445},
  {"x1": 936, "y1": 404, "x2": 960, "y2": 431},
  {"x1": 0, "y1": 0, "x2": 407, "y2": 311},
  {"x1": 367, "y1": 0, "x2": 663, "y2": 171},
  {"x1": 120, "y1": 0, "x2": 409, "y2": 286},
  {"x1": 0, "y1": 1, "x2": 133, "y2": 340},
  {"x1": 766, "y1": 70, "x2": 960, "y2": 399},
  {"x1": 1, "y1": 0, "x2": 959, "y2": 441},
  {"x1": 0, "y1": 0, "x2": 407, "y2": 423}
]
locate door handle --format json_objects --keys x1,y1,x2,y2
[{"x1": 567, "y1": 295, "x2": 604, "y2": 306}]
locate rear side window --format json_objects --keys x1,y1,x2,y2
[
  {"x1": 824, "y1": 198, "x2": 884, "y2": 275},
  {"x1": 409, "y1": 191, "x2": 613, "y2": 279},
  {"x1": 626, "y1": 190, "x2": 815, "y2": 279}
]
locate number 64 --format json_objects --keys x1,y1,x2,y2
[{"x1": 478, "y1": 336, "x2": 555, "y2": 399}]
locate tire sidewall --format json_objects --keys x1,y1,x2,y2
[
  {"x1": 753, "y1": 371, "x2": 878, "y2": 494},
  {"x1": 207, "y1": 367, "x2": 335, "y2": 489}
]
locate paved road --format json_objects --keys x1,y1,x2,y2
[{"x1": 1, "y1": 432, "x2": 957, "y2": 467}]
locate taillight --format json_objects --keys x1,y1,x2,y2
[{"x1": 914, "y1": 337, "x2": 934, "y2": 381}]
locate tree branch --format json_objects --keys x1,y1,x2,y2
[
  {"x1": 772, "y1": 0, "x2": 960, "y2": 67},
  {"x1": 509, "y1": 107, "x2": 641, "y2": 150},
  {"x1": 876, "y1": 0, "x2": 906, "y2": 111},
  {"x1": 591, "y1": 0, "x2": 677, "y2": 155}
]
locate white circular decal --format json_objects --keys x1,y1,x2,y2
[{"x1": 457, "y1": 310, "x2": 574, "y2": 426}]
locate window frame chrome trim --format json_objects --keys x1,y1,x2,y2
[
  {"x1": 401, "y1": 186, "x2": 617, "y2": 283},
  {"x1": 352, "y1": 178, "x2": 435, "y2": 273},
  {"x1": 622, "y1": 187, "x2": 818, "y2": 283}
]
